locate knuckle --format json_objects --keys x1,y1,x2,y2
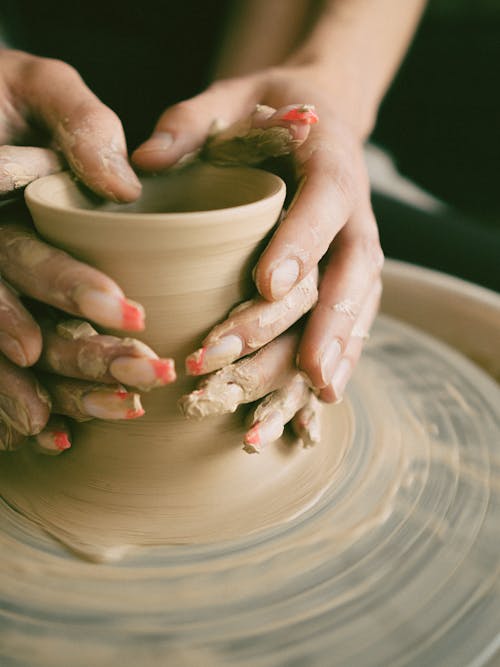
[
  {"x1": 26, "y1": 56, "x2": 80, "y2": 84},
  {"x1": 309, "y1": 145, "x2": 360, "y2": 205},
  {"x1": 354, "y1": 233, "x2": 384, "y2": 276},
  {"x1": 331, "y1": 164, "x2": 357, "y2": 204}
]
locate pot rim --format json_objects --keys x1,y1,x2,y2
[{"x1": 25, "y1": 165, "x2": 286, "y2": 228}]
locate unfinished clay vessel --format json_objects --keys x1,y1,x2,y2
[{"x1": 0, "y1": 163, "x2": 345, "y2": 560}]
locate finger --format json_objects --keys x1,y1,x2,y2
[
  {"x1": 0, "y1": 354, "x2": 51, "y2": 436},
  {"x1": 297, "y1": 205, "x2": 384, "y2": 388},
  {"x1": 0, "y1": 421, "x2": 25, "y2": 452},
  {"x1": 185, "y1": 270, "x2": 318, "y2": 376},
  {"x1": 253, "y1": 135, "x2": 367, "y2": 301},
  {"x1": 39, "y1": 373, "x2": 144, "y2": 421},
  {"x1": 15, "y1": 54, "x2": 141, "y2": 201},
  {"x1": 0, "y1": 280, "x2": 42, "y2": 366},
  {"x1": 132, "y1": 77, "x2": 260, "y2": 170},
  {"x1": 243, "y1": 372, "x2": 310, "y2": 454},
  {"x1": 38, "y1": 316, "x2": 175, "y2": 390},
  {"x1": 179, "y1": 330, "x2": 299, "y2": 419},
  {"x1": 0, "y1": 221, "x2": 145, "y2": 331},
  {"x1": 291, "y1": 393, "x2": 322, "y2": 448},
  {"x1": 0, "y1": 146, "x2": 64, "y2": 197},
  {"x1": 32, "y1": 416, "x2": 72, "y2": 456},
  {"x1": 201, "y1": 103, "x2": 318, "y2": 167},
  {"x1": 319, "y1": 279, "x2": 382, "y2": 404}
]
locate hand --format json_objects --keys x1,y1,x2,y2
[
  {"x1": 179, "y1": 272, "x2": 320, "y2": 453},
  {"x1": 0, "y1": 49, "x2": 178, "y2": 453},
  {"x1": 0, "y1": 204, "x2": 176, "y2": 455},
  {"x1": 133, "y1": 67, "x2": 383, "y2": 450},
  {"x1": 0, "y1": 49, "x2": 141, "y2": 200}
]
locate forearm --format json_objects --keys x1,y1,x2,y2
[{"x1": 286, "y1": 0, "x2": 427, "y2": 137}]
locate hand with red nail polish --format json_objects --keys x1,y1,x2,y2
[
  {"x1": 0, "y1": 1, "x2": 424, "y2": 458},
  {"x1": 131, "y1": 0, "x2": 425, "y2": 443},
  {"x1": 0, "y1": 50, "x2": 141, "y2": 202},
  {"x1": 0, "y1": 48, "x2": 156, "y2": 454},
  {"x1": 0, "y1": 232, "x2": 177, "y2": 454}
]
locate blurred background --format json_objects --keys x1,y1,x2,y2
[
  {"x1": 371, "y1": 0, "x2": 500, "y2": 290},
  {"x1": 1, "y1": 0, "x2": 498, "y2": 289}
]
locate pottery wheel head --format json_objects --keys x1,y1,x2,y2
[{"x1": 0, "y1": 315, "x2": 499, "y2": 667}]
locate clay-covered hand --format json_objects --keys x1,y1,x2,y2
[
  {"x1": 0, "y1": 205, "x2": 176, "y2": 454},
  {"x1": 0, "y1": 49, "x2": 174, "y2": 453},
  {"x1": 0, "y1": 309, "x2": 176, "y2": 454},
  {"x1": 179, "y1": 271, "x2": 379, "y2": 452},
  {"x1": 180, "y1": 330, "x2": 321, "y2": 453},
  {"x1": 133, "y1": 69, "x2": 383, "y2": 446},
  {"x1": 0, "y1": 49, "x2": 141, "y2": 200}
]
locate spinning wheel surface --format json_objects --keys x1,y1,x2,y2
[{"x1": 0, "y1": 315, "x2": 499, "y2": 667}]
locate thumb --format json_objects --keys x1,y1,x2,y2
[
  {"x1": 19, "y1": 55, "x2": 141, "y2": 202},
  {"x1": 132, "y1": 77, "x2": 260, "y2": 171}
]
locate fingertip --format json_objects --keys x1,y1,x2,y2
[
  {"x1": 131, "y1": 132, "x2": 175, "y2": 171},
  {"x1": 319, "y1": 357, "x2": 352, "y2": 403},
  {"x1": 253, "y1": 257, "x2": 301, "y2": 302},
  {"x1": 96, "y1": 154, "x2": 143, "y2": 203},
  {"x1": 318, "y1": 383, "x2": 338, "y2": 404},
  {"x1": 23, "y1": 333, "x2": 43, "y2": 367},
  {"x1": 0, "y1": 328, "x2": 42, "y2": 368}
]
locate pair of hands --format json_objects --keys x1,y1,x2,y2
[{"x1": 0, "y1": 49, "x2": 383, "y2": 454}]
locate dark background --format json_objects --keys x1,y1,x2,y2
[
  {"x1": 372, "y1": 4, "x2": 500, "y2": 290},
  {"x1": 1, "y1": 1, "x2": 499, "y2": 289}
]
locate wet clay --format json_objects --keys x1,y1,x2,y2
[
  {"x1": 0, "y1": 314, "x2": 499, "y2": 667},
  {"x1": 0, "y1": 167, "x2": 499, "y2": 665},
  {"x1": 0, "y1": 164, "x2": 349, "y2": 561}
]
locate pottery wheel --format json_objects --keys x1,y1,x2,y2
[{"x1": 0, "y1": 314, "x2": 499, "y2": 667}]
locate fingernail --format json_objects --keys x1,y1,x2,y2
[
  {"x1": 186, "y1": 335, "x2": 243, "y2": 375},
  {"x1": 320, "y1": 339, "x2": 342, "y2": 386},
  {"x1": 279, "y1": 105, "x2": 319, "y2": 125},
  {"x1": 35, "y1": 429, "x2": 71, "y2": 454},
  {"x1": 269, "y1": 258, "x2": 300, "y2": 299},
  {"x1": 109, "y1": 153, "x2": 142, "y2": 187},
  {"x1": 330, "y1": 358, "x2": 351, "y2": 401},
  {"x1": 110, "y1": 356, "x2": 176, "y2": 390},
  {"x1": 295, "y1": 407, "x2": 321, "y2": 448},
  {"x1": 108, "y1": 153, "x2": 142, "y2": 192},
  {"x1": 81, "y1": 388, "x2": 144, "y2": 420},
  {"x1": 73, "y1": 287, "x2": 145, "y2": 331},
  {"x1": 243, "y1": 411, "x2": 284, "y2": 454},
  {"x1": 135, "y1": 132, "x2": 174, "y2": 154},
  {"x1": 0, "y1": 333, "x2": 28, "y2": 366}
]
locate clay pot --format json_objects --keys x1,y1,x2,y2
[{"x1": 1, "y1": 163, "x2": 343, "y2": 561}]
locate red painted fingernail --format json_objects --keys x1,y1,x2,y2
[
  {"x1": 53, "y1": 431, "x2": 71, "y2": 451},
  {"x1": 151, "y1": 358, "x2": 176, "y2": 383},
  {"x1": 82, "y1": 388, "x2": 144, "y2": 420},
  {"x1": 109, "y1": 356, "x2": 176, "y2": 389},
  {"x1": 186, "y1": 347, "x2": 206, "y2": 375},
  {"x1": 281, "y1": 105, "x2": 319, "y2": 125},
  {"x1": 121, "y1": 298, "x2": 145, "y2": 330},
  {"x1": 34, "y1": 429, "x2": 72, "y2": 454},
  {"x1": 243, "y1": 423, "x2": 261, "y2": 454},
  {"x1": 73, "y1": 287, "x2": 145, "y2": 331},
  {"x1": 126, "y1": 407, "x2": 145, "y2": 419}
]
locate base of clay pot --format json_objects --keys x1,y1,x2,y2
[
  {"x1": 1, "y1": 309, "x2": 499, "y2": 667},
  {"x1": 0, "y1": 393, "x2": 350, "y2": 561}
]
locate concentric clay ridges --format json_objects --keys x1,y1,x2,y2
[{"x1": 0, "y1": 316, "x2": 499, "y2": 667}]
